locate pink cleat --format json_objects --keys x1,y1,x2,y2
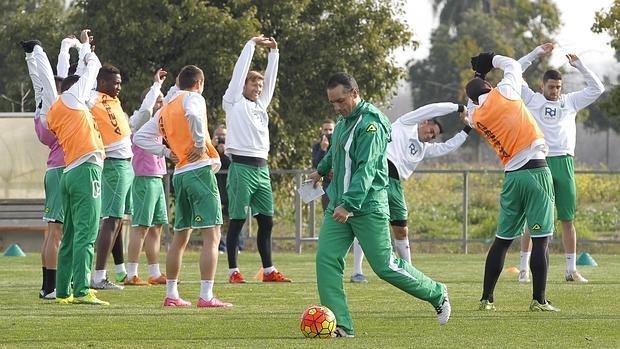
[
  {"x1": 197, "y1": 297, "x2": 233, "y2": 308},
  {"x1": 163, "y1": 297, "x2": 192, "y2": 307}
]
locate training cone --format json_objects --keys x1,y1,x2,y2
[
  {"x1": 576, "y1": 252, "x2": 598, "y2": 267},
  {"x1": 504, "y1": 266, "x2": 519, "y2": 273},
  {"x1": 3, "y1": 243, "x2": 26, "y2": 257},
  {"x1": 255, "y1": 268, "x2": 264, "y2": 281}
]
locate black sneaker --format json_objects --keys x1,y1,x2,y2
[{"x1": 20, "y1": 40, "x2": 42, "y2": 53}]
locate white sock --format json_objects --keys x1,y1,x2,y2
[
  {"x1": 228, "y1": 268, "x2": 240, "y2": 276},
  {"x1": 200, "y1": 280, "x2": 214, "y2": 301},
  {"x1": 166, "y1": 279, "x2": 179, "y2": 299},
  {"x1": 566, "y1": 253, "x2": 577, "y2": 273},
  {"x1": 263, "y1": 266, "x2": 276, "y2": 275},
  {"x1": 94, "y1": 270, "x2": 106, "y2": 283},
  {"x1": 127, "y1": 263, "x2": 139, "y2": 279},
  {"x1": 115, "y1": 263, "x2": 126, "y2": 274},
  {"x1": 519, "y1": 252, "x2": 531, "y2": 272},
  {"x1": 353, "y1": 238, "x2": 364, "y2": 275},
  {"x1": 393, "y1": 239, "x2": 411, "y2": 264},
  {"x1": 148, "y1": 264, "x2": 161, "y2": 278}
]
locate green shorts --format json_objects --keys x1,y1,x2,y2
[
  {"x1": 101, "y1": 158, "x2": 135, "y2": 218},
  {"x1": 496, "y1": 166, "x2": 555, "y2": 239},
  {"x1": 172, "y1": 166, "x2": 222, "y2": 230},
  {"x1": 132, "y1": 176, "x2": 168, "y2": 227},
  {"x1": 226, "y1": 162, "x2": 274, "y2": 219},
  {"x1": 387, "y1": 177, "x2": 408, "y2": 222},
  {"x1": 547, "y1": 155, "x2": 576, "y2": 221},
  {"x1": 43, "y1": 167, "x2": 65, "y2": 223}
]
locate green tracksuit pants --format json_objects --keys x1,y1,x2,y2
[
  {"x1": 56, "y1": 162, "x2": 102, "y2": 298},
  {"x1": 316, "y1": 211, "x2": 445, "y2": 335}
]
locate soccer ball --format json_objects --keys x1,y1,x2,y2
[{"x1": 300, "y1": 305, "x2": 337, "y2": 338}]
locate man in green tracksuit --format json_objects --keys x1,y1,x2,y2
[{"x1": 309, "y1": 73, "x2": 451, "y2": 337}]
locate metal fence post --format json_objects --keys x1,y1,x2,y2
[
  {"x1": 308, "y1": 199, "x2": 316, "y2": 238},
  {"x1": 295, "y1": 171, "x2": 303, "y2": 254},
  {"x1": 463, "y1": 170, "x2": 469, "y2": 254}
]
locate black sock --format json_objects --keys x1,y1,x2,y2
[
  {"x1": 112, "y1": 230, "x2": 124, "y2": 265},
  {"x1": 41, "y1": 267, "x2": 47, "y2": 291},
  {"x1": 226, "y1": 219, "x2": 246, "y2": 269},
  {"x1": 531, "y1": 236, "x2": 549, "y2": 304},
  {"x1": 481, "y1": 238, "x2": 513, "y2": 303},
  {"x1": 45, "y1": 269, "x2": 56, "y2": 293},
  {"x1": 255, "y1": 214, "x2": 274, "y2": 268}
]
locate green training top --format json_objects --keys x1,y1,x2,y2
[{"x1": 317, "y1": 99, "x2": 392, "y2": 216}]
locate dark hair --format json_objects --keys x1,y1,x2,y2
[
  {"x1": 178, "y1": 65, "x2": 204, "y2": 90},
  {"x1": 322, "y1": 118, "x2": 335, "y2": 125},
  {"x1": 543, "y1": 69, "x2": 562, "y2": 82},
  {"x1": 428, "y1": 119, "x2": 443, "y2": 134},
  {"x1": 96, "y1": 64, "x2": 121, "y2": 84},
  {"x1": 465, "y1": 78, "x2": 491, "y2": 103},
  {"x1": 326, "y1": 72, "x2": 358, "y2": 92},
  {"x1": 60, "y1": 75, "x2": 80, "y2": 93},
  {"x1": 68, "y1": 62, "x2": 78, "y2": 76}
]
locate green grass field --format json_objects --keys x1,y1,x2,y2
[{"x1": 1, "y1": 251, "x2": 619, "y2": 348}]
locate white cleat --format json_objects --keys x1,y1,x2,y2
[
  {"x1": 565, "y1": 270, "x2": 588, "y2": 283},
  {"x1": 518, "y1": 269, "x2": 530, "y2": 283},
  {"x1": 435, "y1": 285, "x2": 451, "y2": 325}
]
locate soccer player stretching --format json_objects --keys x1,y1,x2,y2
[
  {"x1": 135, "y1": 65, "x2": 232, "y2": 308},
  {"x1": 466, "y1": 52, "x2": 559, "y2": 312}
]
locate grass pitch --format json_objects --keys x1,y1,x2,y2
[{"x1": 1, "y1": 251, "x2": 619, "y2": 348}]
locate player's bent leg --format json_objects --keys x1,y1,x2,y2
[
  {"x1": 354, "y1": 212, "x2": 446, "y2": 323},
  {"x1": 316, "y1": 214, "x2": 355, "y2": 336},
  {"x1": 390, "y1": 223, "x2": 411, "y2": 264}
]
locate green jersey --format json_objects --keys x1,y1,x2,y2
[{"x1": 317, "y1": 100, "x2": 392, "y2": 215}]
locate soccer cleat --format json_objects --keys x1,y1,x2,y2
[
  {"x1": 263, "y1": 271, "x2": 292, "y2": 282},
  {"x1": 479, "y1": 300, "x2": 496, "y2": 311},
  {"x1": 350, "y1": 273, "x2": 368, "y2": 284},
  {"x1": 163, "y1": 297, "x2": 192, "y2": 307},
  {"x1": 518, "y1": 270, "x2": 530, "y2": 283},
  {"x1": 147, "y1": 274, "x2": 167, "y2": 285},
  {"x1": 42, "y1": 290, "x2": 56, "y2": 300},
  {"x1": 115, "y1": 271, "x2": 127, "y2": 283},
  {"x1": 529, "y1": 299, "x2": 560, "y2": 312},
  {"x1": 332, "y1": 327, "x2": 355, "y2": 338},
  {"x1": 229, "y1": 271, "x2": 247, "y2": 284},
  {"x1": 20, "y1": 40, "x2": 42, "y2": 53},
  {"x1": 435, "y1": 285, "x2": 451, "y2": 325},
  {"x1": 55, "y1": 294, "x2": 74, "y2": 304},
  {"x1": 198, "y1": 297, "x2": 234, "y2": 308},
  {"x1": 124, "y1": 275, "x2": 150, "y2": 286},
  {"x1": 565, "y1": 270, "x2": 588, "y2": 283},
  {"x1": 39, "y1": 289, "x2": 45, "y2": 299},
  {"x1": 72, "y1": 290, "x2": 109, "y2": 305},
  {"x1": 91, "y1": 278, "x2": 124, "y2": 290}
]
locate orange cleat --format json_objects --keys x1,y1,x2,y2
[
  {"x1": 124, "y1": 275, "x2": 150, "y2": 286},
  {"x1": 262, "y1": 271, "x2": 292, "y2": 282},
  {"x1": 229, "y1": 271, "x2": 247, "y2": 283},
  {"x1": 148, "y1": 274, "x2": 167, "y2": 285}
]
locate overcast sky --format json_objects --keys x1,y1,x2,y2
[{"x1": 394, "y1": 0, "x2": 619, "y2": 79}]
